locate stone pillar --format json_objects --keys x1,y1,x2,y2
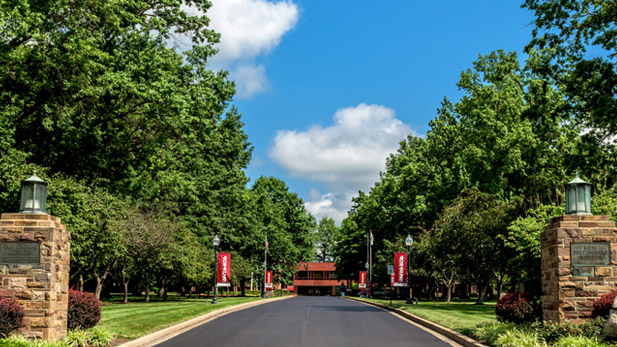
[
  {"x1": 541, "y1": 215, "x2": 617, "y2": 323},
  {"x1": 0, "y1": 213, "x2": 70, "y2": 340}
]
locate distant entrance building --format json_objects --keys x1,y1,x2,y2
[{"x1": 294, "y1": 262, "x2": 346, "y2": 296}]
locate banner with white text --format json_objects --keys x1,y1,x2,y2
[
  {"x1": 265, "y1": 270, "x2": 273, "y2": 289},
  {"x1": 359, "y1": 271, "x2": 367, "y2": 289},
  {"x1": 393, "y1": 252, "x2": 408, "y2": 287},
  {"x1": 217, "y1": 252, "x2": 231, "y2": 287}
]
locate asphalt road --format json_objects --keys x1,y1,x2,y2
[{"x1": 155, "y1": 296, "x2": 453, "y2": 347}]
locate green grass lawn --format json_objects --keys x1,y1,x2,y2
[
  {"x1": 99, "y1": 295, "x2": 262, "y2": 339},
  {"x1": 366, "y1": 298, "x2": 497, "y2": 334}
]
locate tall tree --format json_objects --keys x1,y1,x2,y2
[
  {"x1": 316, "y1": 217, "x2": 339, "y2": 262},
  {"x1": 524, "y1": 0, "x2": 617, "y2": 133}
]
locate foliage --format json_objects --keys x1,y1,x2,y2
[
  {"x1": 494, "y1": 329, "x2": 547, "y2": 347},
  {"x1": 552, "y1": 336, "x2": 610, "y2": 347},
  {"x1": 496, "y1": 292, "x2": 537, "y2": 324},
  {"x1": 524, "y1": 0, "x2": 617, "y2": 134},
  {"x1": 472, "y1": 318, "x2": 607, "y2": 347},
  {"x1": 530, "y1": 318, "x2": 606, "y2": 344},
  {"x1": 316, "y1": 216, "x2": 339, "y2": 262},
  {"x1": 473, "y1": 322, "x2": 518, "y2": 345},
  {"x1": 66, "y1": 327, "x2": 114, "y2": 347},
  {"x1": 592, "y1": 290, "x2": 617, "y2": 319},
  {"x1": 0, "y1": 297, "x2": 25, "y2": 337},
  {"x1": 68, "y1": 290, "x2": 102, "y2": 330}
]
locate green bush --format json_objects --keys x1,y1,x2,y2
[
  {"x1": 530, "y1": 318, "x2": 605, "y2": 344},
  {"x1": 552, "y1": 336, "x2": 610, "y2": 347},
  {"x1": 86, "y1": 327, "x2": 114, "y2": 347},
  {"x1": 472, "y1": 322, "x2": 518, "y2": 345},
  {"x1": 494, "y1": 330, "x2": 547, "y2": 347},
  {"x1": 0, "y1": 327, "x2": 114, "y2": 347}
]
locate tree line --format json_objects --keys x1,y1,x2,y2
[
  {"x1": 0, "y1": 0, "x2": 317, "y2": 300},
  {"x1": 333, "y1": 0, "x2": 617, "y2": 303}
]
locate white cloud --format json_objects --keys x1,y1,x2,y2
[
  {"x1": 208, "y1": 0, "x2": 298, "y2": 63},
  {"x1": 231, "y1": 63, "x2": 270, "y2": 98},
  {"x1": 270, "y1": 103, "x2": 413, "y2": 223},
  {"x1": 199, "y1": 0, "x2": 298, "y2": 98}
]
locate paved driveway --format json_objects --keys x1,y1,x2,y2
[{"x1": 156, "y1": 296, "x2": 454, "y2": 347}]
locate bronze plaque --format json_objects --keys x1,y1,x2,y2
[
  {"x1": 0, "y1": 242, "x2": 41, "y2": 264},
  {"x1": 571, "y1": 242, "x2": 610, "y2": 267}
]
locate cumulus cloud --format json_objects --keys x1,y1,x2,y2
[
  {"x1": 200, "y1": 0, "x2": 298, "y2": 98},
  {"x1": 231, "y1": 63, "x2": 270, "y2": 98},
  {"x1": 208, "y1": 0, "x2": 298, "y2": 63},
  {"x1": 270, "y1": 103, "x2": 413, "y2": 222}
]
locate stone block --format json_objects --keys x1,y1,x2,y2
[
  {"x1": 9, "y1": 278, "x2": 27, "y2": 289},
  {"x1": 30, "y1": 318, "x2": 49, "y2": 328},
  {"x1": 596, "y1": 267, "x2": 612, "y2": 276}
]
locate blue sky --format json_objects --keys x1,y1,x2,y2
[{"x1": 206, "y1": 0, "x2": 537, "y2": 223}]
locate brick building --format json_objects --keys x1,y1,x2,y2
[{"x1": 293, "y1": 262, "x2": 346, "y2": 296}]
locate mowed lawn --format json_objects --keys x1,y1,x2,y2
[
  {"x1": 369, "y1": 299, "x2": 497, "y2": 334},
  {"x1": 99, "y1": 296, "x2": 261, "y2": 339}
]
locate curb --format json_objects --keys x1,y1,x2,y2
[
  {"x1": 118, "y1": 295, "x2": 295, "y2": 347},
  {"x1": 345, "y1": 297, "x2": 487, "y2": 347}
]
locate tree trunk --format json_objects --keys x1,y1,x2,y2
[
  {"x1": 240, "y1": 280, "x2": 246, "y2": 296},
  {"x1": 79, "y1": 274, "x2": 84, "y2": 292},
  {"x1": 123, "y1": 279, "x2": 129, "y2": 304},
  {"x1": 145, "y1": 284, "x2": 151, "y2": 303},
  {"x1": 160, "y1": 278, "x2": 169, "y2": 301},
  {"x1": 476, "y1": 283, "x2": 488, "y2": 305},
  {"x1": 122, "y1": 267, "x2": 130, "y2": 304}
]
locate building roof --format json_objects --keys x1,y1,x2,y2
[{"x1": 297, "y1": 262, "x2": 336, "y2": 271}]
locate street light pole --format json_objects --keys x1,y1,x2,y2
[
  {"x1": 212, "y1": 235, "x2": 220, "y2": 304},
  {"x1": 405, "y1": 234, "x2": 413, "y2": 304}
]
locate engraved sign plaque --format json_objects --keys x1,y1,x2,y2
[
  {"x1": 571, "y1": 242, "x2": 610, "y2": 267},
  {"x1": 0, "y1": 242, "x2": 41, "y2": 264}
]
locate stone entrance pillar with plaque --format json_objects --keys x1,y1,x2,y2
[
  {"x1": 0, "y1": 212, "x2": 70, "y2": 339},
  {"x1": 541, "y1": 215, "x2": 617, "y2": 323}
]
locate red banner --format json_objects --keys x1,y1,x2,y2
[
  {"x1": 217, "y1": 252, "x2": 231, "y2": 287},
  {"x1": 359, "y1": 271, "x2": 367, "y2": 289},
  {"x1": 390, "y1": 273, "x2": 395, "y2": 287},
  {"x1": 265, "y1": 270, "x2": 273, "y2": 289},
  {"x1": 393, "y1": 252, "x2": 408, "y2": 287}
]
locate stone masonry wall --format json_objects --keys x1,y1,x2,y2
[
  {"x1": 542, "y1": 215, "x2": 617, "y2": 323},
  {"x1": 0, "y1": 213, "x2": 70, "y2": 340}
]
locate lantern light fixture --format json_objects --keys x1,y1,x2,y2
[
  {"x1": 565, "y1": 173, "x2": 592, "y2": 215},
  {"x1": 19, "y1": 171, "x2": 48, "y2": 214}
]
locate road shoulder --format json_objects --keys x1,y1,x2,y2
[{"x1": 344, "y1": 297, "x2": 487, "y2": 347}]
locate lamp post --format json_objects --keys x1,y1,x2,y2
[
  {"x1": 212, "y1": 235, "x2": 220, "y2": 304},
  {"x1": 565, "y1": 173, "x2": 592, "y2": 215},
  {"x1": 261, "y1": 260, "x2": 267, "y2": 298},
  {"x1": 405, "y1": 234, "x2": 413, "y2": 304},
  {"x1": 19, "y1": 171, "x2": 48, "y2": 214},
  {"x1": 365, "y1": 261, "x2": 370, "y2": 298}
]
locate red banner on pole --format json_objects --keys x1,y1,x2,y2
[
  {"x1": 217, "y1": 252, "x2": 231, "y2": 287},
  {"x1": 265, "y1": 270, "x2": 273, "y2": 289},
  {"x1": 390, "y1": 273, "x2": 395, "y2": 287},
  {"x1": 359, "y1": 271, "x2": 367, "y2": 289},
  {"x1": 393, "y1": 252, "x2": 407, "y2": 287}
]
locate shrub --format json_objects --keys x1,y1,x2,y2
[
  {"x1": 494, "y1": 329, "x2": 547, "y2": 347},
  {"x1": 496, "y1": 292, "x2": 537, "y2": 324},
  {"x1": 472, "y1": 322, "x2": 517, "y2": 345},
  {"x1": 68, "y1": 290, "x2": 101, "y2": 329},
  {"x1": 530, "y1": 317, "x2": 605, "y2": 344},
  {"x1": 552, "y1": 336, "x2": 611, "y2": 347},
  {"x1": 592, "y1": 290, "x2": 617, "y2": 319},
  {"x1": 0, "y1": 297, "x2": 25, "y2": 337},
  {"x1": 87, "y1": 327, "x2": 114, "y2": 346}
]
